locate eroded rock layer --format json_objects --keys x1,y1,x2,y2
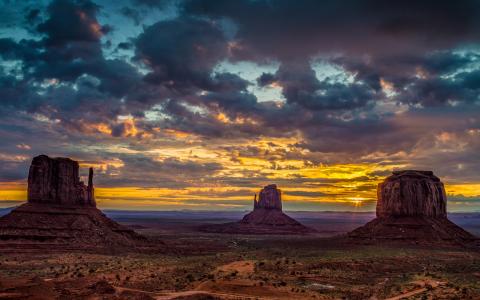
[
  {"x1": 0, "y1": 204, "x2": 146, "y2": 252},
  {"x1": 0, "y1": 155, "x2": 148, "y2": 252},
  {"x1": 348, "y1": 170, "x2": 476, "y2": 246},
  {"x1": 377, "y1": 170, "x2": 446, "y2": 218},
  {"x1": 28, "y1": 155, "x2": 95, "y2": 206},
  {"x1": 254, "y1": 184, "x2": 282, "y2": 210},
  {"x1": 200, "y1": 184, "x2": 314, "y2": 234}
]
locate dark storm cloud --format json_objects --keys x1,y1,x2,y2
[
  {"x1": 421, "y1": 52, "x2": 479, "y2": 75},
  {"x1": 120, "y1": 7, "x2": 141, "y2": 25},
  {"x1": 190, "y1": 73, "x2": 259, "y2": 115},
  {"x1": 393, "y1": 67, "x2": 480, "y2": 107},
  {"x1": 176, "y1": 0, "x2": 480, "y2": 119},
  {"x1": 0, "y1": 0, "x2": 106, "y2": 84},
  {"x1": 0, "y1": 0, "x2": 152, "y2": 131},
  {"x1": 296, "y1": 117, "x2": 409, "y2": 155},
  {"x1": 23, "y1": 0, "x2": 139, "y2": 96},
  {"x1": 182, "y1": 0, "x2": 480, "y2": 59},
  {"x1": 37, "y1": 0, "x2": 109, "y2": 46},
  {"x1": 266, "y1": 61, "x2": 376, "y2": 110},
  {"x1": 0, "y1": 38, "x2": 40, "y2": 62},
  {"x1": 0, "y1": 160, "x2": 29, "y2": 181},
  {"x1": 132, "y1": 0, "x2": 173, "y2": 8},
  {"x1": 334, "y1": 51, "x2": 480, "y2": 107},
  {"x1": 135, "y1": 17, "x2": 228, "y2": 88},
  {"x1": 1, "y1": 0, "x2": 480, "y2": 207},
  {"x1": 256, "y1": 72, "x2": 276, "y2": 87},
  {"x1": 25, "y1": 9, "x2": 41, "y2": 23},
  {"x1": 2, "y1": 0, "x2": 476, "y2": 139}
]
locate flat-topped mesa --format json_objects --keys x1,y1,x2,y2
[
  {"x1": 27, "y1": 155, "x2": 96, "y2": 207},
  {"x1": 348, "y1": 170, "x2": 477, "y2": 245},
  {"x1": 254, "y1": 184, "x2": 282, "y2": 210},
  {"x1": 376, "y1": 170, "x2": 446, "y2": 218}
]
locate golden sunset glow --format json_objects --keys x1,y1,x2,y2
[
  {"x1": 2, "y1": 130, "x2": 479, "y2": 210},
  {"x1": 90, "y1": 122, "x2": 112, "y2": 135},
  {"x1": 1, "y1": 0, "x2": 479, "y2": 214},
  {"x1": 1, "y1": 129, "x2": 479, "y2": 210},
  {"x1": 446, "y1": 184, "x2": 480, "y2": 197},
  {"x1": 0, "y1": 182, "x2": 27, "y2": 201}
]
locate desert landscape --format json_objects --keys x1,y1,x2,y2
[
  {"x1": 0, "y1": 211, "x2": 479, "y2": 299},
  {"x1": 2, "y1": 1, "x2": 480, "y2": 299},
  {"x1": 0, "y1": 156, "x2": 479, "y2": 299}
]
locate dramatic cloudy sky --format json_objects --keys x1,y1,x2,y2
[{"x1": 1, "y1": 0, "x2": 480, "y2": 211}]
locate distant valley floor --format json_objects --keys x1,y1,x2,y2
[{"x1": 98, "y1": 210, "x2": 480, "y2": 238}]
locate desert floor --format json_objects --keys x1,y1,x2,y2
[{"x1": 0, "y1": 211, "x2": 479, "y2": 299}]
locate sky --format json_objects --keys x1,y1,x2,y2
[{"x1": 0, "y1": 0, "x2": 480, "y2": 211}]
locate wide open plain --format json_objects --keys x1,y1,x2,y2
[{"x1": 0, "y1": 210, "x2": 479, "y2": 299}]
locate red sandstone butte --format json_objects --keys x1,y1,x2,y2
[
  {"x1": 28, "y1": 155, "x2": 96, "y2": 206},
  {"x1": 200, "y1": 184, "x2": 314, "y2": 234},
  {"x1": 348, "y1": 170, "x2": 476, "y2": 245},
  {"x1": 0, "y1": 155, "x2": 147, "y2": 252}
]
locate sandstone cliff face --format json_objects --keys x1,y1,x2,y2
[
  {"x1": 348, "y1": 170, "x2": 475, "y2": 245},
  {"x1": 28, "y1": 155, "x2": 95, "y2": 207},
  {"x1": 201, "y1": 184, "x2": 314, "y2": 234},
  {"x1": 0, "y1": 155, "x2": 148, "y2": 252},
  {"x1": 254, "y1": 184, "x2": 282, "y2": 210},
  {"x1": 376, "y1": 170, "x2": 446, "y2": 218}
]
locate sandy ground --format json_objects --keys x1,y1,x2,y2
[{"x1": 0, "y1": 212, "x2": 479, "y2": 299}]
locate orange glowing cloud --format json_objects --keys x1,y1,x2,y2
[
  {"x1": 162, "y1": 129, "x2": 192, "y2": 139},
  {"x1": 380, "y1": 78, "x2": 395, "y2": 95},
  {"x1": 76, "y1": 10, "x2": 103, "y2": 39},
  {"x1": 215, "y1": 112, "x2": 258, "y2": 125},
  {"x1": 92, "y1": 123, "x2": 112, "y2": 135},
  {"x1": 121, "y1": 117, "x2": 138, "y2": 137},
  {"x1": 80, "y1": 117, "x2": 147, "y2": 138},
  {"x1": 268, "y1": 81, "x2": 282, "y2": 89}
]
